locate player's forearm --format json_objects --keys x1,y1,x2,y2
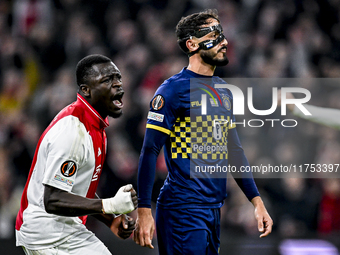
[
  {"x1": 92, "y1": 193, "x2": 115, "y2": 227},
  {"x1": 228, "y1": 128, "x2": 260, "y2": 200},
  {"x1": 138, "y1": 128, "x2": 168, "y2": 208},
  {"x1": 44, "y1": 185, "x2": 102, "y2": 216},
  {"x1": 138, "y1": 149, "x2": 157, "y2": 208}
]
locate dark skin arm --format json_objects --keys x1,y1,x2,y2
[
  {"x1": 44, "y1": 184, "x2": 138, "y2": 216},
  {"x1": 44, "y1": 184, "x2": 102, "y2": 216},
  {"x1": 44, "y1": 185, "x2": 136, "y2": 239}
]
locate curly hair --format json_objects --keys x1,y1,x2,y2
[
  {"x1": 76, "y1": 54, "x2": 112, "y2": 86},
  {"x1": 176, "y1": 9, "x2": 220, "y2": 54}
]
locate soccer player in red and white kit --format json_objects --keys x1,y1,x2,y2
[{"x1": 15, "y1": 55, "x2": 138, "y2": 255}]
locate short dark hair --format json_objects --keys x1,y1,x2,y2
[
  {"x1": 176, "y1": 9, "x2": 220, "y2": 54},
  {"x1": 76, "y1": 54, "x2": 112, "y2": 86}
]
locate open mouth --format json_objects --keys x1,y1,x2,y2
[{"x1": 112, "y1": 93, "x2": 124, "y2": 109}]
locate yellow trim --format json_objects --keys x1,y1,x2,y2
[{"x1": 146, "y1": 124, "x2": 171, "y2": 135}]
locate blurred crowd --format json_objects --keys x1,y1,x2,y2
[{"x1": 0, "y1": 0, "x2": 340, "y2": 248}]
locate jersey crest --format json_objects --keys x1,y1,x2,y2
[
  {"x1": 60, "y1": 160, "x2": 77, "y2": 177},
  {"x1": 151, "y1": 95, "x2": 165, "y2": 110}
]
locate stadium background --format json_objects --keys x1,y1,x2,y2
[{"x1": 0, "y1": 0, "x2": 339, "y2": 254}]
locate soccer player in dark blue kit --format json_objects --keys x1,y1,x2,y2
[{"x1": 134, "y1": 9, "x2": 273, "y2": 254}]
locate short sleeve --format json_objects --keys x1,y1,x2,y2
[{"x1": 42, "y1": 116, "x2": 88, "y2": 192}]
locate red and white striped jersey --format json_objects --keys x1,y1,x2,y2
[{"x1": 16, "y1": 94, "x2": 109, "y2": 249}]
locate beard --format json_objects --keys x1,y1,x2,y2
[{"x1": 200, "y1": 47, "x2": 229, "y2": 66}]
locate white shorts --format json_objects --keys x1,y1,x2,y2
[{"x1": 21, "y1": 230, "x2": 111, "y2": 255}]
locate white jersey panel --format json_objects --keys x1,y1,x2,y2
[
  {"x1": 41, "y1": 115, "x2": 95, "y2": 194},
  {"x1": 16, "y1": 116, "x2": 96, "y2": 249}
]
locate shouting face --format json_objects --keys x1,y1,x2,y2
[{"x1": 86, "y1": 62, "x2": 124, "y2": 119}]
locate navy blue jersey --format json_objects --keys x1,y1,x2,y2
[{"x1": 138, "y1": 68, "x2": 259, "y2": 209}]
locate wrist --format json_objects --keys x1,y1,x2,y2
[
  {"x1": 102, "y1": 198, "x2": 110, "y2": 214},
  {"x1": 138, "y1": 203, "x2": 151, "y2": 209},
  {"x1": 138, "y1": 199, "x2": 152, "y2": 209},
  {"x1": 138, "y1": 207, "x2": 152, "y2": 216},
  {"x1": 251, "y1": 196, "x2": 263, "y2": 207}
]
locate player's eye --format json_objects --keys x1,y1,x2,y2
[
  {"x1": 115, "y1": 74, "x2": 122, "y2": 82},
  {"x1": 103, "y1": 77, "x2": 112, "y2": 83}
]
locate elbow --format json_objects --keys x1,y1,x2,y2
[
  {"x1": 141, "y1": 141, "x2": 160, "y2": 156},
  {"x1": 141, "y1": 128, "x2": 167, "y2": 155},
  {"x1": 44, "y1": 194, "x2": 55, "y2": 214},
  {"x1": 45, "y1": 206, "x2": 54, "y2": 214}
]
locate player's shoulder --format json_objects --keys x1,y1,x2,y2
[
  {"x1": 212, "y1": 76, "x2": 233, "y2": 99},
  {"x1": 43, "y1": 115, "x2": 89, "y2": 152},
  {"x1": 49, "y1": 115, "x2": 86, "y2": 136},
  {"x1": 157, "y1": 69, "x2": 190, "y2": 94},
  {"x1": 213, "y1": 76, "x2": 227, "y2": 84},
  {"x1": 167, "y1": 68, "x2": 191, "y2": 84}
]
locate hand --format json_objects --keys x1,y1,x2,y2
[
  {"x1": 133, "y1": 208, "x2": 155, "y2": 249},
  {"x1": 110, "y1": 214, "x2": 136, "y2": 239},
  {"x1": 102, "y1": 184, "x2": 138, "y2": 214},
  {"x1": 251, "y1": 196, "x2": 273, "y2": 238}
]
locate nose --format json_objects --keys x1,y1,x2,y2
[
  {"x1": 221, "y1": 35, "x2": 228, "y2": 46},
  {"x1": 112, "y1": 81, "x2": 123, "y2": 88},
  {"x1": 117, "y1": 86, "x2": 124, "y2": 93}
]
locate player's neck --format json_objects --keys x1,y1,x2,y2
[
  {"x1": 78, "y1": 91, "x2": 108, "y2": 120},
  {"x1": 187, "y1": 56, "x2": 215, "y2": 76}
]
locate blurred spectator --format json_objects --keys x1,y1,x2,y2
[
  {"x1": 12, "y1": 0, "x2": 53, "y2": 37},
  {"x1": 318, "y1": 179, "x2": 340, "y2": 235}
]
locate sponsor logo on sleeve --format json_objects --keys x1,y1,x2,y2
[
  {"x1": 54, "y1": 174, "x2": 74, "y2": 186},
  {"x1": 151, "y1": 95, "x2": 165, "y2": 110},
  {"x1": 147, "y1": 111, "x2": 164, "y2": 122},
  {"x1": 60, "y1": 160, "x2": 77, "y2": 177}
]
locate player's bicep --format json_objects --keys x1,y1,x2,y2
[
  {"x1": 146, "y1": 84, "x2": 180, "y2": 132},
  {"x1": 43, "y1": 184, "x2": 65, "y2": 212}
]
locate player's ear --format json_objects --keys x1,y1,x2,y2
[
  {"x1": 186, "y1": 38, "x2": 200, "y2": 53},
  {"x1": 79, "y1": 84, "x2": 91, "y2": 97}
]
